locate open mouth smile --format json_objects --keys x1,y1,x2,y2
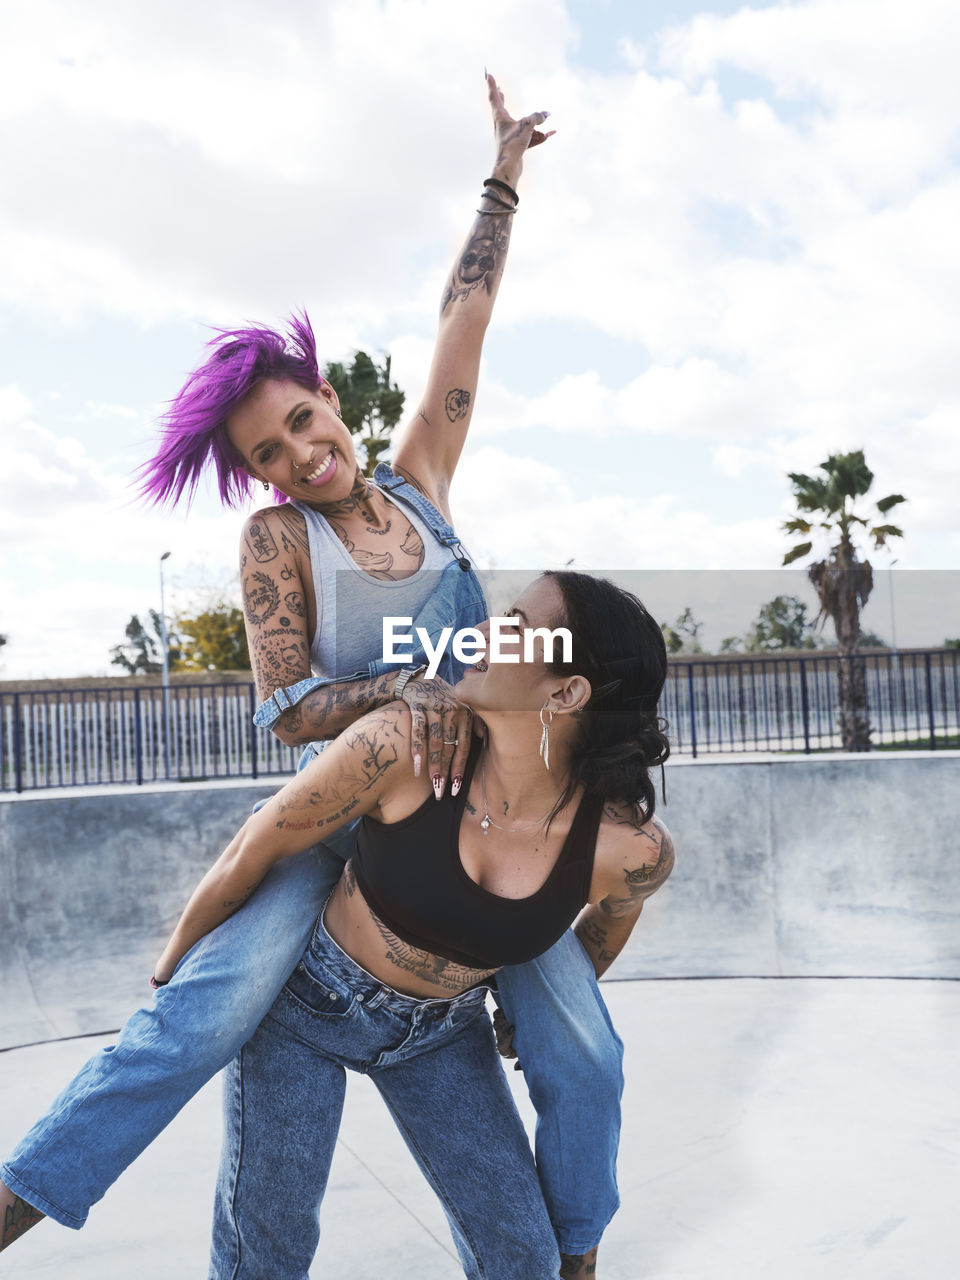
[{"x1": 298, "y1": 452, "x2": 336, "y2": 486}]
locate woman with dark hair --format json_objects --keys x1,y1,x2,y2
[
  {"x1": 152, "y1": 570, "x2": 674, "y2": 1278},
  {"x1": 1, "y1": 77, "x2": 651, "y2": 1278}
]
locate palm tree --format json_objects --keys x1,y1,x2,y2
[
  {"x1": 323, "y1": 351, "x2": 405, "y2": 478},
  {"x1": 782, "y1": 450, "x2": 906, "y2": 750}
]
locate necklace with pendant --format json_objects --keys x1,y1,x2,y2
[{"x1": 479, "y1": 750, "x2": 555, "y2": 836}]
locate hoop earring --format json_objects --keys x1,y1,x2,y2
[
  {"x1": 539, "y1": 705, "x2": 554, "y2": 772},
  {"x1": 335, "y1": 409, "x2": 343, "y2": 420}
]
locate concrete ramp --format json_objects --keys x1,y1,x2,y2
[
  {"x1": 0, "y1": 781, "x2": 277, "y2": 1049},
  {"x1": 1, "y1": 753, "x2": 958, "y2": 1051}
]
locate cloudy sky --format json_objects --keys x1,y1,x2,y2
[{"x1": 1, "y1": 0, "x2": 958, "y2": 678}]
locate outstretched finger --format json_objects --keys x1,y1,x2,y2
[
  {"x1": 486, "y1": 70, "x2": 507, "y2": 120},
  {"x1": 407, "y1": 700, "x2": 427, "y2": 779},
  {"x1": 450, "y1": 707, "x2": 473, "y2": 797},
  {"x1": 527, "y1": 127, "x2": 556, "y2": 149}
]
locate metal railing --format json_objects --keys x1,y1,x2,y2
[
  {"x1": 2, "y1": 650, "x2": 958, "y2": 791},
  {"x1": 662, "y1": 649, "x2": 960, "y2": 757},
  {"x1": 0, "y1": 683, "x2": 300, "y2": 793}
]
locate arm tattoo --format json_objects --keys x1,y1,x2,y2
[
  {"x1": 243, "y1": 571, "x2": 280, "y2": 626},
  {"x1": 274, "y1": 506, "x2": 309, "y2": 555},
  {"x1": 444, "y1": 388, "x2": 471, "y2": 422},
  {"x1": 274, "y1": 715, "x2": 402, "y2": 833},
  {"x1": 440, "y1": 214, "x2": 511, "y2": 312},
  {"x1": 245, "y1": 520, "x2": 279, "y2": 562},
  {"x1": 599, "y1": 816, "x2": 675, "y2": 919}
]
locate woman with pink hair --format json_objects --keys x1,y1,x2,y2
[{"x1": 3, "y1": 75, "x2": 632, "y2": 1279}]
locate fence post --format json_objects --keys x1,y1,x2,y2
[
  {"x1": 249, "y1": 684, "x2": 259, "y2": 780},
  {"x1": 924, "y1": 652, "x2": 936, "y2": 749},
  {"x1": 687, "y1": 664, "x2": 697, "y2": 759},
  {"x1": 13, "y1": 693, "x2": 23, "y2": 793},
  {"x1": 133, "y1": 687, "x2": 143, "y2": 786},
  {"x1": 799, "y1": 659, "x2": 811, "y2": 754}
]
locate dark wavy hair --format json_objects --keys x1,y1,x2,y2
[{"x1": 544, "y1": 570, "x2": 670, "y2": 824}]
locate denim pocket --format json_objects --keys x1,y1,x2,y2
[{"x1": 283, "y1": 956, "x2": 361, "y2": 1020}]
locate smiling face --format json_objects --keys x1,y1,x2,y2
[
  {"x1": 457, "y1": 575, "x2": 583, "y2": 716},
  {"x1": 226, "y1": 377, "x2": 359, "y2": 504}
]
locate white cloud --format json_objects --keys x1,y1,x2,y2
[{"x1": 1, "y1": 0, "x2": 959, "y2": 676}]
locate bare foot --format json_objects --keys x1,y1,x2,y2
[
  {"x1": 1, "y1": 1181, "x2": 45, "y2": 1252},
  {"x1": 560, "y1": 1245, "x2": 598, "y2": 1277}
]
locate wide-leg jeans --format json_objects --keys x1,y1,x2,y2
[
  {"x1": 3, "y1": 806, "x2": 622, "y2": 1257},
  {"x1": 210, "y1": 909, "x2": 561, "y2": 1279}
]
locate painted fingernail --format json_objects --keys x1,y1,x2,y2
[
  {"x1": 451, "y1": 775, "x2": 463, "y2": 797},
  {"x1": 433, "y1": 774, "x2": 444, "y2": 800},
  {"x1": 542, "y1": 110, "x2": 551, "y2": 118},
  {"x1": 413, "y1": 753, "x2": 422, "y2": 778}
]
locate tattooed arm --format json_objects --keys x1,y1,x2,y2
[
  {"x1": 241, "y1": 506, "x2": 404, "y2": 747},
  {"x1": 575, "y1": 812, "x2": 675, "y2": 979},
  {"x1": 154, "y1": 704, "x2": 414, "y2": 981},
  {"x1": 392, "y1": 72, "x2": 552, "y2": 517}
]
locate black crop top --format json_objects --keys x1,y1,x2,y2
[{"x1": 352, "y1": 740, "x2": 605, "y2": 969}]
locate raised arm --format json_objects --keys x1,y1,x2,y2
[
  {"x1": 575, "y1": 812, "x2": 675, "y2": 979},
  {"x1": 154, "y1": 703, "x2": 413, "y2": 982},
  {"x1": 392, "y1": 72, "x2": 553, "y2": 515}
]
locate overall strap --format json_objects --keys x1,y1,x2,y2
[{"x1": 373, "y1": 463, "x2": 472, "y2": 569}]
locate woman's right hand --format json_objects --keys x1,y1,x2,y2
[{"x1": 399, "y1": 676, "x2": 473, "y2": 798}]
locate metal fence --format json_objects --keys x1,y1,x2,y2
[
  {"x1": 662, "y1": 649, "x2": 960, "y2": 756},
  {"x1": 0, "y1": 683, "x2": 301, "y2": 793},
  {"x1": 2, "y1": 650, "x2": 958, "y2": 791}
]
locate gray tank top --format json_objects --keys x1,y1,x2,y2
[{"x1": 292, "y1": 488, "x2": 457, "y2": 679}]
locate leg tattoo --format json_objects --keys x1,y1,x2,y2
[
  {"x1": 1, "y1": 1187, "x2": 45, "y2": 1251},
  {"x1": 560, "y1": 1246, "x2": 599, "y2": 1278}
]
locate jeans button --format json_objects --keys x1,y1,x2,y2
[{"x1": 356, "y1": 993, "x2": 365, "y2": 1003}]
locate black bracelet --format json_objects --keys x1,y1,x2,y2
[
  {"x1": 480, "y1": 188, "x2": 516, "y2": 210},
  {"x1": 483, "y1": 177, "x2": 519, "y2": 206}
]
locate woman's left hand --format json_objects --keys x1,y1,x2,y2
[{"x1": 486, "y1": 71, "x2": 554, "y2": 177}]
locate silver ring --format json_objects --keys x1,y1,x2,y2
[{"x1": 443, "y1": 738, "x2": 459, "y2": 746}]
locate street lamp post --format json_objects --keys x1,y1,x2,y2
[{"x1": 159, "y1": 551, "x2": 172, "y2": 780}]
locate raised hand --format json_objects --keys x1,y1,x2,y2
[{"x1": 486, "y1": 70, "x2": 554, "y2": 178}]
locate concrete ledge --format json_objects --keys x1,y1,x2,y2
[{"x1": 1, "y1": 753, "x2": 958, "y2": 1049}]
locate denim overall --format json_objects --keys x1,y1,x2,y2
[{"x1": 2, "y1": 467, "x2": 623, "y2": 1262}]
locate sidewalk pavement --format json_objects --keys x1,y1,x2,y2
[{"x1": 2, "y1": 977, "x2": 956, "y2": 1279}]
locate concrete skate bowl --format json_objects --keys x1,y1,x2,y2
[{"x1": 1, "y1": 754, "x2": 958, "y2": 1051}]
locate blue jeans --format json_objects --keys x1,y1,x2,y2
[
  {"x1": 211, "y1": 908, "x2": 561, "y2": 1279},
  {"x1": 2, "y1": 813, "x2": 621, "y2": 1256}
]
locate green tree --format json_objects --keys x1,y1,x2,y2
[
  {"x1": 661, "y1": 607, "x2": 704, "y2": 655},
  {"x1": 174, "y1": 603, "x2": 250, "y2": 671},
  {"x1": 110, "y1": 610, "x2": 181, "y2": 675},
  {"x1": 782, "y1": 449, "x2": 906, "y2": 750},
  {"x1": 743, "y1": 595, "x2": 818, "y2": 652},
  {"x1": 323, "y1": 351, "x2": 405, "y2": 478}
]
